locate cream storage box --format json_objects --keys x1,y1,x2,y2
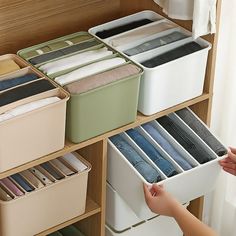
[{"x1": 0, "y1": 54, "x2": 69, "y2": 173}]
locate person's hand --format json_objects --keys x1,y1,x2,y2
[
  {"x1": 219, "y1": 147, "x2": 236, "y2": 176},
  {"x1": 143, "y1": 183, "x2": 181, "y2": 217}
]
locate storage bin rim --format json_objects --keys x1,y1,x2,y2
[
  {"x1": 67, "y1": 69, "x2": 143, "y2": 97},
  {"x1": 17, "y1": 31, "x2": 91, "y2": 56}
]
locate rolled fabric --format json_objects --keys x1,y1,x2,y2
[
  {"x1": 54, "y1": 57, "x2": 126, "y2": 86},
  {"x1": 39, "y1": 47, "x2": 113, "y2": 75}
]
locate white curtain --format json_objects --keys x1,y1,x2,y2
[{"x1": 204, "y1": 0, "x2": 236, "y2": 235}]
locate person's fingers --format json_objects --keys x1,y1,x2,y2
[
  {"x1": 227, "y1": 149, "x2": 236, "y2": 162},
  {"x1": 219, "y1": 157, "x2": 234, "y2": 163},
  {"x1": 220, "y1": 162, "x2": 236, "y2": 169},
  {"x1": 229, "y1": 147, "x2": 236, "y2": 155},
  {"x1": 150, "y1": 184, "x2": 164, "y2": 195},
  {"x1": 222, "y1": 167, "x2": 236, "y2": 176},
  {"x1": 143, "y1": 184, "x2": 152, "y2": 199}
]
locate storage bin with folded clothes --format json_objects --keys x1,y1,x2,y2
[
  {"x1": 0, "y1": 152, "x2": 91, "y2": 236},
  {"x1": 89, "y1": 10, "x2": 212, "y2": 115},
  {"x1": 0, "y1": 54, "x2": 69, "y2": 173},
  {"x1": 107, "y1": 108, "x2": 226, "y2": 219},
  {"x1": 18, "y1": 32, "x2": 143, "y2": 143}
]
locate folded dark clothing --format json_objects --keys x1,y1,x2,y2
[
  {"x1": 0, "y1": 79, "x2": 55, "y2": 107},
  {"x1": 124, "y1": 31, "x2": 188, "y2": 56},
  {"x1": 29, "y1": 40, "x2": 100, "y2": 65},
  {"x1": 96, "y1": 19, "x2": 154, "y2": 39},
  {"x1": 142, "y1": 42, "x2": 203, "y2": 68},
  {"x1": 157, "y1": 116, "x2": 212, "y2": 164},
  {"x1": 0, "y1": 73, "x2": 38, "y2": 91},
  {"x1": 176, "y1": 108, "x2": 227, "y2": 156}
]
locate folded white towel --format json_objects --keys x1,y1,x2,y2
[
  {"x1": 0, "y1": 97, "x2": 60, "y2": 122},
  {"x1": 54, "y1": 57, "x2": 126, "y2": 86},
  {"x1": 39, "y1": 47, "x2": 113, "y2": 75}
]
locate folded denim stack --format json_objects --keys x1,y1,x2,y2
[
  {"x1": 126, "y1": 128, "x2": 178, "y2": 177},
  {"x1": 0, "y1": 152, "x2": 87, "y2": 201},
  {"x1": 142, "y1": 122, "x2": 193, "y2": 170},
  {"x1": 110, "y1": 134, "x2": 161, "y2": 183}
]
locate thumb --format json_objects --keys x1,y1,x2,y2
[
  {"x1": 229, "y1": 147, "x2": 236, "y2": 155},
  {"x1": 151, "y1": 184, "x2": 164, "y2": 196},
  {"x1": 228, "y1": 148, "x2": 236, "y2": 163}
]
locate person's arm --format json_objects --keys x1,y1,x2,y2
[
  {"x1": 143, "y1": 184, "x2": 217, "y2": 236},
  {"x1": 219, "y1": 147, "x2": 236, "y2": 175}
]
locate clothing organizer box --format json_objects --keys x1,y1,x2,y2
[
  {"x1": 0, "y1": 54, "x2": 69, "y2": 173},
  {"x1": 89, "y1": 10, "x2": 211, "y2": 115},
  {"x1": 18, "y1": 33, "x2": 142, "y2": 143},
  {"x1": 107, "y1": 108, "x2": 226, "y2": 220},
  {"x1": 0, "y1": 153, "x2": 91, "y2": 236}
]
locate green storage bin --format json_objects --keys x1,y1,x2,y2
[{"x1": 66, "y1": 71, "x2": 141, "y2": 143}]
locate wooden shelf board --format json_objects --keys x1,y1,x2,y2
[
  {"x1": 0, "y1": 93, "x2": 210, "y2": 179},
  {"x1": 35, "y1": 197, "x2": 101, "y2": 236}
]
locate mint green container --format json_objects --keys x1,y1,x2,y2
[
  {"x1": 66, "y1": 72, "x2": 141, "y2": 143},
  {"x1": 17, "y1": 32, "x2": 142, "y2": 143}
]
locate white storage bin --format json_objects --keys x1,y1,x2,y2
[
  {"x1": 106, "y1": 182, "x2": 142, "y2": 231},
  {"x1": 89, "y1": 10, "x2": 212, "y2": 115},
  {"x1": 107, "y1": 113, "x2": 225, "y2": 219},
  {"x1": 105, "y1": 208, "x2": 187, "y2": 236}
]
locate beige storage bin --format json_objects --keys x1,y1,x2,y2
[
  {"x1": 0, "y1": 57, "x2": 69, "y2": 172},
  {"x1": 0, "y1": 153, "x2": 91, "y2": 236}
]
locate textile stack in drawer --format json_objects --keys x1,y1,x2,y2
[
  {"x1": 89, "y1": 10, "x2": 212, "y2": 115},
  {"x1": 0, "y1": 54, "x2": 68, "y2": 172},
  {"x1": 106, "y1": 107, "x2": 226, "y2": 235},
  {"x1": 0, "y1": 152, "x2": 91, "y2": 236},
  {"x1": 18, "y1": 32, "x2": 143, "y2": 143}
]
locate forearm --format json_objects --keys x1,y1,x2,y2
[{"x1": 172, "y1": 204, "x2": 217, "y2": 236}]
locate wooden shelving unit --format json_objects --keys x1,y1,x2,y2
[{"x1": 0, "y1": 0, "x2": 222, "y2": 235}]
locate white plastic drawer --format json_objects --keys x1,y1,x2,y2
[
  {"x1": 107, "y1": 114, "x2": 225, "y2": 219},
  {"x1": 106, "y1": 183, "x2": 142, "y2": 231}
]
